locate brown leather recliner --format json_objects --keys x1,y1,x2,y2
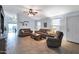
[
  {"x1": 18, "y1": 29, "x2": 33, "y2": 37},
  {"x1": 47, "y1": 31, "x2": 64, "y2": 48}
]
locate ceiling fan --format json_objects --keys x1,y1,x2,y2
[{"x1": 24, "y1": 8, "x2": 41, "y2": 16}]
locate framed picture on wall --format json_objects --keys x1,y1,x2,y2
[{"x1": 44, "y1": 22, "x2": 47, "y2": 27}]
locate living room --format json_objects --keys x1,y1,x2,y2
[{"x1": 0, "y1": 5, "x2": 79, "y2": 54}]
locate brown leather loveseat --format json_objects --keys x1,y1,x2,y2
[{"x1": 18, "y1": 29, "x2": 33, "y2": 37}]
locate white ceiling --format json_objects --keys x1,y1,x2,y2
[{"x1": 3, "y1": 5, "x2": 79, "y2": 17}]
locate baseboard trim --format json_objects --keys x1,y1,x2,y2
[{"x1": 67, "y1": 40, "x2": 79, "y2": 45}]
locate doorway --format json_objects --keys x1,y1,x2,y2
[
  {"x1": 8, "y1": 24, "x2": 17, "y2": 33},
  {"x1": 36, "y1": 21, "x2": 41, "y2": 30}
]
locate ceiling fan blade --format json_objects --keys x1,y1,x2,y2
[{"x1": 36, "y1": 9, "x2": 42, "y2": 11}]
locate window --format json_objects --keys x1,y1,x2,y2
[
  {"x1": 52, "y1": 19, "x2": 61, "y2": 31},
  {"x1": 52, "y1": 19, "x2": 61, "y2": 26}
]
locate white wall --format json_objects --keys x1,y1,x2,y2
[
  {"x1": 51, "y1": 15, "x2": 67, "y2": 40},
  {"x1": 17, "y1": 13, "x2": 35, "y2": 31},
  {"x1": 60, "y1": 16, "x2": 67, "y2": 40},
  {"x1": 51, "y1": 11, "x2": 79, "y2": 43},
  {"x1": 17, "y1": 12, "x2": 52, "y2": 31},
  {"x1": 52, "y1": 12, "x2": 79, "y2": 43},
  {"x1": 40, "y1": 17, "x2": 52, "y2": 29}
]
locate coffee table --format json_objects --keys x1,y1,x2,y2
[{"x1": 31, "y1": 33, "x2": 42, "y2": 41}]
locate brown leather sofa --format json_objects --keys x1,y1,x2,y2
[
  {"x1": 47, "y1": 31, "x2": 64, "y2": 48},
  {"x1": 35, "y1": 29, "x2": 50, "y2": 39},
  {"x1": 18, "y1": 29, "x2": 33, "y2": 37},
  {"x1": 35, "y1": 29, "x2": 50, "y2": 34}
]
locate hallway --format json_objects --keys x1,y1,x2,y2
[{"x1": 6, "y1": 32, "x2": 79, "y2": 54}]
